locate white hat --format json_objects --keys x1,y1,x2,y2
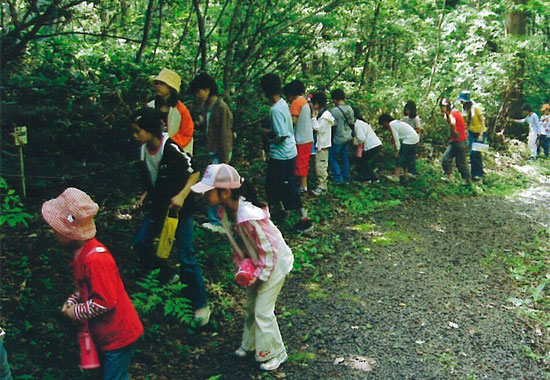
[{"x1": 191, "y1": 164, "x2": 242, "y2": 193}]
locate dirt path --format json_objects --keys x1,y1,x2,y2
[{"x1": 176, "y1": 181, "x2": 549, "y2": 380}]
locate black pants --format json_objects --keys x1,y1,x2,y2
[{"x1": 266, "y1": 158, "x2": 302, "y2": 211}]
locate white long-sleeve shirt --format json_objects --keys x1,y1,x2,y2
[{"x1": 514, "y1": 113, "x2": 541, "y2": 135}]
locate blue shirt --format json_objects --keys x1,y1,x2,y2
[{"x1": 269, "y1": 99, "x2": 297, "y2": 160}]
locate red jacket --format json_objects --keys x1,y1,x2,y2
[{"x1": 71, "y1": 239, "x2": 143, "y2": 351}]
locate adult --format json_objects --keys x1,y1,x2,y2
[
  {"x1": 329, "y1": 89, "x2": 354, "y2": 183},
  {"x1": 458, "y1": 90, "x2": 486, "y2": 180},
  {"x1": 440, "y1": 98, "x2": 471, "y2": 184},
  {"x1": 148, "y1": 68, "x2": 194, "y2": 154}
]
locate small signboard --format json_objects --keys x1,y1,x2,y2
[{"x1": 14, "y1": 126, "x2": 28, "y2": 146}]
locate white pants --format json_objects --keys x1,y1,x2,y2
[
  {"x1": 528, "y1": 130, "x2": 537, "y2": 158},
  {"x1": 315, "y1": 149, "x2": 329, "y2": 191},
  {"x1": 241, "y1": 276, "x2": 286, "y2": 362}
]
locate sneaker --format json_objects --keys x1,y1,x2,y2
[
  {"x1": 202, "y1": 222, "x2": 224, "y2": 234},
  {"x1": 294, "y1": 219, "x2": 313, "y2": 235},
  {"x1": 311, "y1": 188, "x2": 324, "y2": 196},
  {"x1": 405, "y1": 172, "x2": 416, "y2": 179},
  {"x1": 260, "y1": 350, "x2": 288, "y2": 371},
  {"x1": 440, "y1": 175, "x2": 454, "y2": 183},
  {"x1": 386, "y1": 175, "x2": 400, "y2": 182},
  {"x1": 168, "y1": 274, "x2": 180, "y2": 284},
  {"x1": 194, "y1": 306, "x2": 211, "y2": 327},
  {"x1": 298, "y1": 187, "x2": 307, "y2": 196},
  {"x1": 234, "y1": 347, "x2": 253, "y2": 358}
]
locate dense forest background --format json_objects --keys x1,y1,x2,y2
[
  {"x1": 1, "y1": 0, "x2": 550, "y2": 379},
  {"x1": 2, "y1": 0, "x2": 550, "y2": 193}
]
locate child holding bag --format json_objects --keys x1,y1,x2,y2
[
  {"x1": 42, "y1": 188, "x2": 143, "y2": 380},
  {"x1": 191, "y1": 164, "x2": 293, "y2": 371},
  {"x1": 130, "y1": 107, "x2": 210, "y2": 326}
]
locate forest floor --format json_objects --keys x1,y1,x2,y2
[
  {"x1": 140, "y1": 165, "x2": 550, "y2": 380},
  {"x1": 3, "y1": 155, "x2": 550, "y2": 380}
]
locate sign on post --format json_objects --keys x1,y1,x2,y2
[
  {"x1": 12, "y1": 126, "x2": 28, "y2": 198},
  {"x1": 14, "y1": 126, "x2": 28, "y2": 146}
]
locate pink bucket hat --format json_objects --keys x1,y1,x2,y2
[
  {"x1": 41, "y1": 188, "x2": 99, "y2": 240},
  {"x1": 191, "y1": 164, "x2": 242, "y2": 193}
]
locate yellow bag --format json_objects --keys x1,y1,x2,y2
[{"x1": 156, "y1": 210, "x2": 179, "y2": 259}]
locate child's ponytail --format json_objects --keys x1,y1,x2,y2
[{"x1": 229, "y1": 179, "x2": 266, "y2": 209}]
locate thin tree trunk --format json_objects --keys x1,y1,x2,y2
[
  {"x1": 223, "y1": 0, "x2": 243, "y2": 99},
  {"x1": 423, "y1": 0, "x2": 446, "y2": 99},
  {"x1": 152, "y1": 0, "x2": 164, "y2": 62},
  {"x1": 193, "y1": 0, "x2": 207, "y2": 72},
  {"x1": 359, "y1": 0, "x2": 382, "y2": 88},
  {"x1": 135, "y1": 0, "x2": 155, "y2": 63}
]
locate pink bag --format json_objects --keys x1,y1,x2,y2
[
  {"x1": 79, "y1": 327, "x2": 100, "y2": 369},
  {"x1": 235, "y1": 259, "x2": 255, "y2": 286}
]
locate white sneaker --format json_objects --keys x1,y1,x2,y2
[
  {"x1": 201, "y1": 222, "x2": 224, "y2": 234},
  {"x1": 386, "y1": 175, "x2": 400, "y2": 182},
  {"x1": 259, "y1": 350, "x2": 288, "y2": 371},
  {"x1": 311, "y1": 188, "x2": 324, "y2": 196},
  {"x1": 234, "y1": 347, "x2": 252, "y2": 358},
  {"x1": 194, "y1": 306, "x2": 211, "y2": 327}
]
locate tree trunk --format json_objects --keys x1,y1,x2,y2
[
  {"x1": 135, "y1": 0, "x2": 155, "y2": 63},
  {"x1": 193, "y1": 0, "x2": 207, "y2": 72},
  {"x1": 222, "y1": 0, "x2": 243, "y2": 99},
  {"x1": 501, "y1": 0, "x2": 527, "y2": 139},
  {"x1": 359, "y1": 0, "x2": 382, "y2": 88},
  {"x1": 152, "y1": 0, "x2": 164, "y2": 62}
]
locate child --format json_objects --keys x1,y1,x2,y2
[
  {"x1": 512, "y1": 103, "x2": 541, "y2": 160},
  {"x1": 189, "y1": 73, "x2": 234, "y2": 232},
  {"x1": 260, "y1": 73, "x2": 312, "y2": 235},
  {"x1": 191, "y1": 164, "x2": 293, "y2": 371},
  {"x1": 378, "y1": 113, "x2": 419, "y2": 182},
  {"x1": 329, "y1": 89, "x2": 354, "y2": 183},
  {"x1": 310, "y1": 92, "x2": 334, "y2": 195},
  {"x1": 458, "y1": 90, "x2": 486, "y2": 180},
  {"x1": 439, "y1": 98, "x2": 471, "y2": 183},
  {"x1": 148, "y1": 68, "x2": 194, "y2": 154},
  {"x1": 354, "y1": 107, "x2": 382, "y2": 183},
  {"x1": 130, "y1": 108, "x2": 210, "y2": 326},
  {"x1": 539, "y1": 104, "x2": 550, "y2": 158},
  {"x1": 283, "y1": 80, "x2": 314, "y2": 194},
  {"x1": 41, "y1": 188, "x2": 143, "y2": 379},
  {"x1": 403, "y1": 100, "x2": 422, "y2": 136}
]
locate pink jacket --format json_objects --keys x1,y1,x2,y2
[{"x1": 220, "y1": 198, "x2": 294, "y2": 283}]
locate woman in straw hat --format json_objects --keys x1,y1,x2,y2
[{"x1": 147, "y1": 68, "x2": 195, "y2": 154}]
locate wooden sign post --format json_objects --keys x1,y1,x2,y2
[{"x1": 13, "y1": 126, "x2": 28, "y2": 198}]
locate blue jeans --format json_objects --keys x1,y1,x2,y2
[
  {"x1": 468, "y1": 131, "x2": 485, "y2": 178},
  {"x1": 0, "y1": 340, "x2": 12, "y2": 380},
  {"x1": 537, "y1": 135, "x2": 549, "y2": 158},
  {"x1": 102, "y1": 344, "x2": 134, "y2": 380},
  {"x1": 134, "y1": 216, "x2": 207, "y2": 309},
  {"x1": 329, "y1": 142, "x2": 350, "y2": 182}
]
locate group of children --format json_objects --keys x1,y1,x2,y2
[{"x1": 39, "y1": 68, "x2": 547, "y2": 379}]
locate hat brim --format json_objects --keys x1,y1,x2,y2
[
  {"x1": 41, "y1": 198, "x2": 96, "y2": 240},
  {"x1": 191, "y1": 182, "x2": 215, "y2": 194}
]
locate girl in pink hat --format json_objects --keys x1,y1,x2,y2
[
  {"x1": 42, "y1": 188, "x2": 143, "y2": 380},
  {"x1": 191, "y1": 164, "x2": 293, "y2": 371}
]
